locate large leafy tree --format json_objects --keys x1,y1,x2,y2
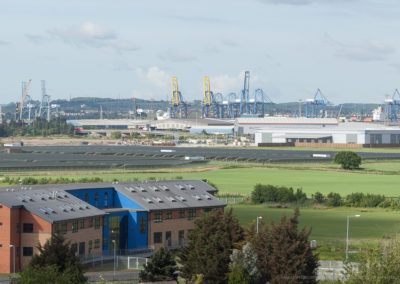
[
  {"x1": 179, "y1": 208, "x2": 244, "y2": 284},
  {"x1": 139, "y1": 247, "x2": 177, "y2": 282},
  {"x1": 342, "y1": 238, "x2": 400, "y2": 284},
  {"x1": 16, "y1": 233, "x2": 86, "y2": 284},
  {"x1": 334, "y1": 151, "x2": 362, "y2": 169},
  {"x1": 250, "y1": 208, "x2": 319, "y2": 284}
]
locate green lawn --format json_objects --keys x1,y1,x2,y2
[
  {"x1": 3, "y1": 164, "x2": 400, "y2": 197},
  {"x1": 230, "y1": 204, "x2": 400, "y2": 260}
]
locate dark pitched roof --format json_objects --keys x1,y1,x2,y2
[{"x1": 0, "y1": 188, "x2": 105, "y2": 223}]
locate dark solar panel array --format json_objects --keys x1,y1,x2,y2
[{"x1": 4, "y1": 145, "x2": 399, "y2": 171}]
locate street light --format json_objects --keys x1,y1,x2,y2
[
  {"x1": 256, "y1": 216, "x2": 263, "y2": 234},
  {"x1": 112, "y1": 240, "x2": 116, "y2": 281},
  {"x1": 9, "y1": 245, "x2": 15, "y2": 276},
  {"x1": 346, "y1": 214, "x2": 360, "y2": 260}
]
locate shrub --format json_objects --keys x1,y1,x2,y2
[
  {"x1": 251, "y1": 184, "x2": 305, "y2": 204},
  {"x1": 312, "y1": 191, "x2": 325, "y2": 203},
  {"x1": 326, "y1": 192, "x2": 343, "y2": 207},
  {"x1": 333, "y1": 151, "x2": 362, "y2": 169}
]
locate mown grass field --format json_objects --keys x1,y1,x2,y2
[
  {"x1": 230, "y1": 204, "x2": 400, "y2": 260},
  {"x1": 4, "y1": 160, "x2": 400, "y2": 197}
]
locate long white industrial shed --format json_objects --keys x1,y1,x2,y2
[
  {"x1": 255, "y1": 122, "x2": 400, "y2": 145},
  {"x1": 235, "y1": 117, "x2": 339, "y2": 135}
]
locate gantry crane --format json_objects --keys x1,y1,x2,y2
[
  {"x1": 16, "y1": 79, "x2": 32, "y2": 121},
  {"x1": 170, "y1": 77, "x2": 188, "y2": 119},
  {"x1": 384, "y1": 89, "x2": 400, "y2": 122},
  {"x1": 306, "y1": 88, "x2": 330, "y2": 118}
]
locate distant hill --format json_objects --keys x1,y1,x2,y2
[{"x1": 1, "y1": 97, "x2": 380, "y2": 119}]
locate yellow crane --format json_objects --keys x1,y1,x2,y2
[
  {"x1": 203, "y1": 77, "x2": 211, "y2": 107},
  {"x1": 171, "y1": 77, "x2": 180, "y2": 106},
  {"x1": 16, "y1": 79, "x2": 32, "y2": 118}
]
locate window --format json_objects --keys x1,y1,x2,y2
[
  {"x1": 95, "y1": 217, "x2": 100, "y2": 229},
  {"x1": 80, "y1": 219, "x2": 85, "y2": 229},
  {"x1": 23, "y1": 247, "x2": 33, "y2": 256},
  {"x1": 154, "y1": 232, "x2": 162, "y2": 244},
  {"x1": 166, "y1": 211, "x2": 172, "y2": 220},
  {"x1": 84, "y1": 193, "x2": 89, "y2": 202},
  {"x1": 103, "y1": 218, "x2": 108, "y2": 227},
  {"x1": 104, "y1": 192, "x2": 109, "y2": 208},
  {"x1": 88, "y1": 218, "x2": 93, "y2": 228},
  {"x1": 16, "y1": 223, "x2": 20, "y2": 233},
  {"x1": 72, "y1": 220, "x2": 78, "y2": 233},
  {"x1": 154, "y1": 212, "x2": 162, "y2": 222},
  {"x1": 188, "y1": 209, "x2": 196, "y2": 219},
  {"x1": 23, "y1": 223, "x2": 33, "y2": 233},
  {"x1": 54, "y1": 223, "x2": 59, "y2": 234},
  {"x1": 0, "y1": 222, "x2": 3, "y2": 226},
  {"x1": 71, "y1": 243, "x2": 77, "y2": 255},
  {"x1": 94, "y1": 193, "x2": 99, "y2": 207},
  {"x1": 178, "y1": 230, "x2": 184, "y2": 245},
  {"x1": 0, "y1": 205, "x2": 2, "y2": 208},
  {"x1": 0, "y1": 244, "x2": 2, "y2": 248},
  {"x1": 204, "y1": 208, "x2": 211, "y2": 214},
  {"x1": 179, "y1": 209, "x2": 185, "y2": 218},
  {"x1": 140, "y1": 217, "x2": 146, "y2": 234},
  {"x1": 88, "y1": 240, "x2": 93, "y2": 250},
  {"x1": 16, "y1": 247, "x2": 20, "y2": 257},
  {"x1": 94, "y1": 239, "x2": 100, "y2": 248},
  {"x1": 61, "y1": 222, "x2": 67, "y2": 234}
]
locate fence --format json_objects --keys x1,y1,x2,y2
[
  {"x1": 218, "y1": 197, "x2": 248, "y2": 204},
  {"x1": 81, "y1": 248, "x2": 153, "y2": 272}
]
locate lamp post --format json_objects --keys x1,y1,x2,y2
[
  {"x1": 256, "y1": 216, "x2": 263, "y2": 234},
  {"x1": 346, "y1": 214, "x2": 360, "y2": 260},
  {"x1": 9, "y1": 245, "x2": 15, "y2": 276},
  {"x1": 112, "y1": 240, "x2": 116, "y2": 281}
]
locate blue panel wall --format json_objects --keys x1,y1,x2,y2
[
  {"x1": 66, "y1": 188, "x2": 116, "y2": 209},
  {"x1": 67, "y1": 188, "x2": 148, "y2": 250},
  {"x1": 102, "y1": 211, "x2": 148, "y2": 250}
]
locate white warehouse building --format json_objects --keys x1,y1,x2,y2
[{"x1": 255, "y1": 122, "x2": 400, "y2": 145}]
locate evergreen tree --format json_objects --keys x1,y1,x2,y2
[
  {"x1": 17, "y1": 233, "x2": 86, "y2": 284},
  {"x1": 179, "y1": 208, "x2": 244, "y2": 284},
  {"x1": 139, "y1": 248, "x2": 177, "y2": 282},
  {"x1": 251, "y1": 208, "x2": 319, "y2": 284}
]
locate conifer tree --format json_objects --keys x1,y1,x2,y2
[
  {"x1": 179, "y1": 208, "x2": 244, "y2": 284},
  {"x1": 251, "y1": 208, "x2": 319, "y2": 284},
  {"x1": 17, "y1": 233, "x2": 86, "y2": 284},
  {"x1": 139, "y1": 247, "x2": 177, "y2": 282}
]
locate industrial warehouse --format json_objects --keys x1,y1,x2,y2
[{"x1": 0, "y1": 180, "x2": 225, "y2": 274}]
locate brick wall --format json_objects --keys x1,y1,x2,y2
[
  {"x1": 61, "y1": 217, "x2": 103, "y2": 256},
  {"x1": 148, "y1": 208, "x2": 220, "y2": 250},
  {"x1": 0, "y1": 203, "x2": 12, "y2": 273},
  {"x1": 20, "y1": 208, "x2": 52, "y2": 268}
]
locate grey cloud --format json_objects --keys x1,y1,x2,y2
[
  {"x1": 221, "y1": 38, "x2": 238, "y2": 47},
  {"x1": 159, "y1": 48, "x2": 197, "y2": 62},
  {"x1": 336, "y1": 41, "x2": 393, "y2": 62},
  {"x1": 48, "y1": 22, "x2": 138, "y2": 53},
  {"x1": 25, "y1": 34, "x2": 47, "y2": 44},
  {"x1": 170, "y1": 15, "x2": 226, "y2": 24},
  {"x1": 0, "y1": 40, "x2": 10, "y2": 45},
  {"x1": 325, "y1": 34, "x2": 395, "y2": 62},
  {"x1": 259, "y1": 0, "x2": 357, "y2": 5}
]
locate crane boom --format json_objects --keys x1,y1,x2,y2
[
  {"x1": 171, "y1": 77, "x2": 180, "y2": 106},
  {"x1": 17, "y1": 79, "x2": 32, "y2": 114},
  {"x1": 203, "y1": 77, "x2": 212, "y2": 106}
]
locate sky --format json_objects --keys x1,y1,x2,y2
[{"x1": 1, "y1": 0, "x2": 400, "y2": 105}]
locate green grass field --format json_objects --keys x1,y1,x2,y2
[
  {"x1": 5, "y1": 163, "x2": 399, "y2": 197},
  {"x1": 230, "y1": 204, "x2": 400, "y2": 259}
]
